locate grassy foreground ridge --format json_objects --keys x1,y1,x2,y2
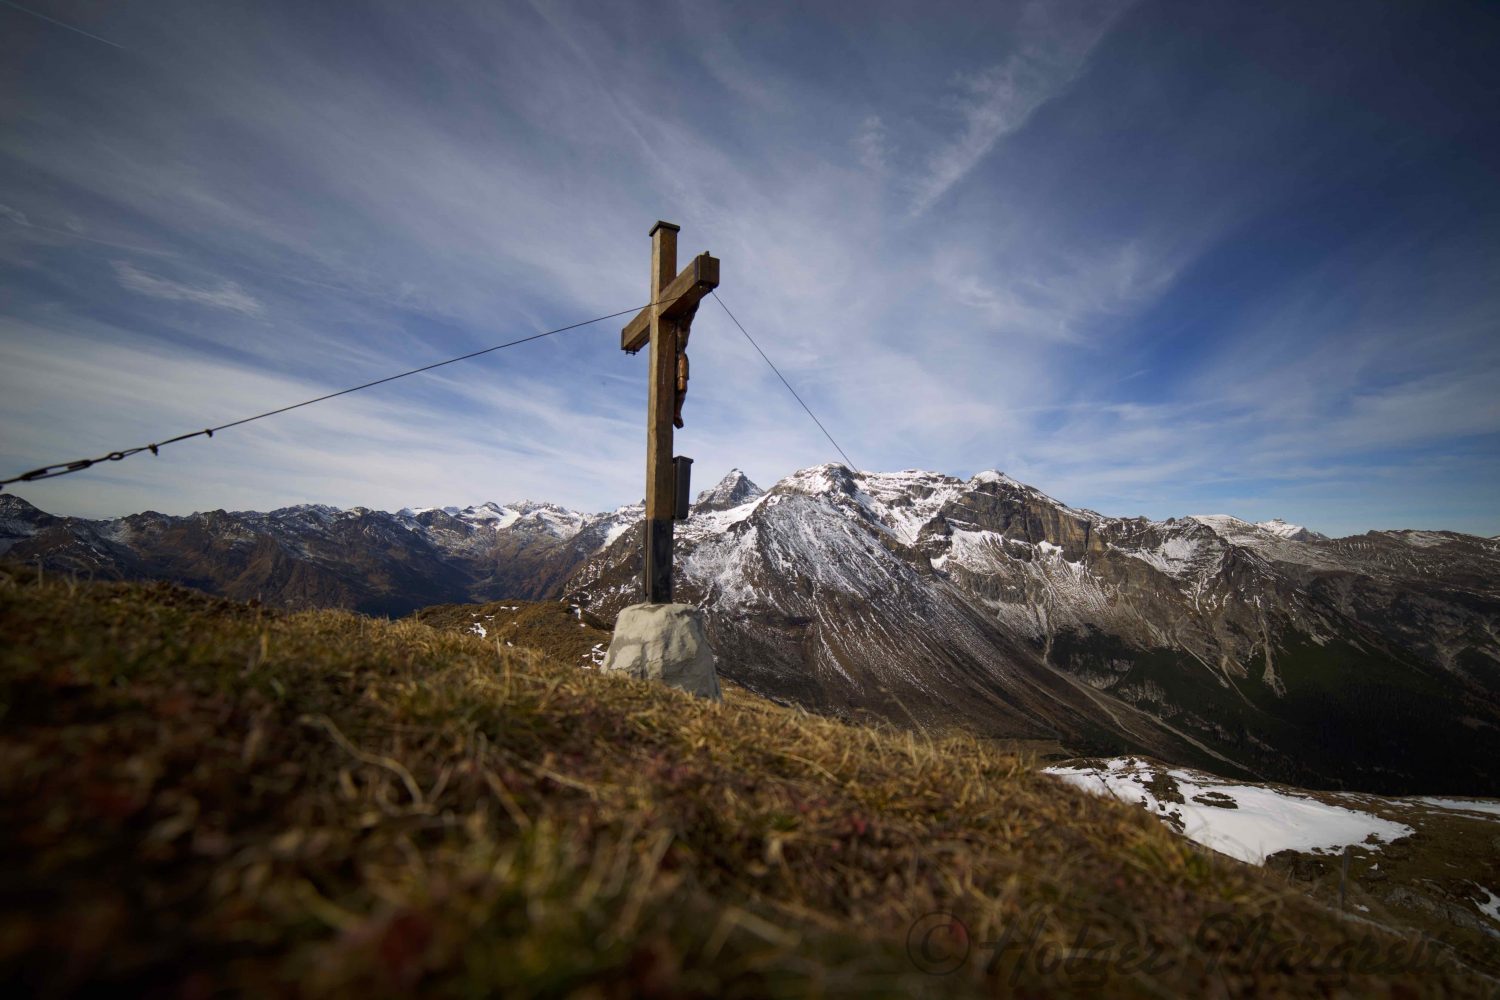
[{"x1": 0, "y1": 567, "x2": 1491, "y2": 997}]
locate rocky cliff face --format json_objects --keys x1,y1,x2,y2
[{"x1": 567, "y1": 466, "x2": 1500, "y2": 795}]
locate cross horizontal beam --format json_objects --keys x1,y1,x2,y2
[{"x1": 621, "y1": 252, "x2": 720, "y2": 353}]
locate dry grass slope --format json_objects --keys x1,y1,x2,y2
[
  {"x1": 0, "y1": 566, "x2": 1491, "y2": 997},
  {"x1": 411, "y1": 598, "x2": 614, "y2": 668}
]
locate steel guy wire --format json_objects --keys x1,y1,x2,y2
[
  {"x1": 0, "y1": 296, "x2": 684, "y2": 489},
  {"x1": 711, "y1": 290, "x2": 856, "y2": 472}
]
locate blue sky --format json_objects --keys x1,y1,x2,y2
[{"x1": 1, "y1": 0, "x2": 1497, "y2": 536}]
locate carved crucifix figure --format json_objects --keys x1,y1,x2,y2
[
  {"x1": 620, "y1": 222, "x2": 719, "y2": 603},
  {"x1": 673, "y1": 299, "x2": 698, "y2": 429}
]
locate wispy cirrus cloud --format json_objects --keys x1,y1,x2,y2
[
  {"x1": 854, "y1": 115, "x2": 889, "y2": 173},
  {"x1": 1, "y1": 0, "x2": 1496, "y2": 537},
  {"x1": 907, "y1": 0, "x2": 1133, "y2": 215},
  {"x1": 112, "y1": 261, "x2": 264, "y2": 316}
]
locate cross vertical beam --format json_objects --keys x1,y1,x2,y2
[
  {"x1": 644, "y1": 221, "x2": 679, "y2": 603},
  {"x1": 623, "y1": 221, "x2": 719, "y2": 604}
]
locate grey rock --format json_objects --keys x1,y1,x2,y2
[{"x1": 602, "y1": 603, "x2": 722, "y2": 701}]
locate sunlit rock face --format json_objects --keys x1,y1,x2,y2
[{"x1": 567, "y1": 466, "x2": 1500, "y2": 796}]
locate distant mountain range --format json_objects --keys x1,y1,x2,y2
[
  {"x1": 0, "y1": 494, "x2": 639, "y2": 617},
  {"x1": 5, "y1": 466, "x2": 1498, "y2": 794}
]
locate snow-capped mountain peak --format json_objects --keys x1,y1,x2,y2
[
  {"x1": 497, "y1": 502, "x2": 589, "y2": 539},
  {"x1": 1191, "y1": 514, "x2": 1326, "y2": 544},
  {"x1": 774, "y1": 462, "x2": 857, "y2": 497},
  {"x1": 1255, "y1": 518, "x2": 1323, "y2": 542},
  {"x1": 693, "y1": 469, "x2": 765, "y2": 513},
  {"x1": 452, "y1": 502, "x2": 522, "y2": 528},
  {"x1": 569, "y1": 463, "x2": 1500, "y2": 795}
]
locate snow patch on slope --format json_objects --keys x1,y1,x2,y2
[
  {"x1": 1045, "y1": 758, "x2": 1413, "y2": 865},
  {"x1": 1405, "y1": 797, "x2": 1500, "y2": 818},
  {"x1": 684, "y1": 492, "x2": 770, "y2": 541},
  {"x1": 1395, "y1": 530, "x2": 1464, "y2": 549},
  {"x1": 1475, "y1": 885, "x2": 1500, "y2": 926},
  {"x1": 601, "y1": 516, "x2": 636, "y2": 548},
  {"x1": 1123, "y1": 535, "x2": 1208, "y2": 578},
  {"x1": 851, "y1": 469, "x2": 965, "y2": 545}
]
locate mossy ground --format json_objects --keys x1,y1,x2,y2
[{"x1": 1, "y1": 566, "x2": 1492, "y2": 997}]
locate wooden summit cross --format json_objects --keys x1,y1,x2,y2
[{"x1": 621, "y1": 221, "x2": 720, "y2": 604}]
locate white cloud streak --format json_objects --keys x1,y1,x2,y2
[
  {"x1": 1, "y1": 0, "x2": 1495, "y2": 537},
  {"x1": 112, "y1": 261, "x2": 264, "y2": 316},
  {"x1": 908, "y1": 0, "x2": 1132, "y2": 214}
]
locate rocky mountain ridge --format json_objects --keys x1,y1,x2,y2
[
  {"x1": 568, "y1": 465, "x2": 1500, "y2": 795},
  {"x1": 0, "y1": 493, "x2": 640, "y2": 616},
  {"x1": 5, "y1": 467, "x2": 1498, "y2": 793}
]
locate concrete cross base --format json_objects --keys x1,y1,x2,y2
[{"x1": 601, "y1": 603, "x2": 722, "y2": 702}]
